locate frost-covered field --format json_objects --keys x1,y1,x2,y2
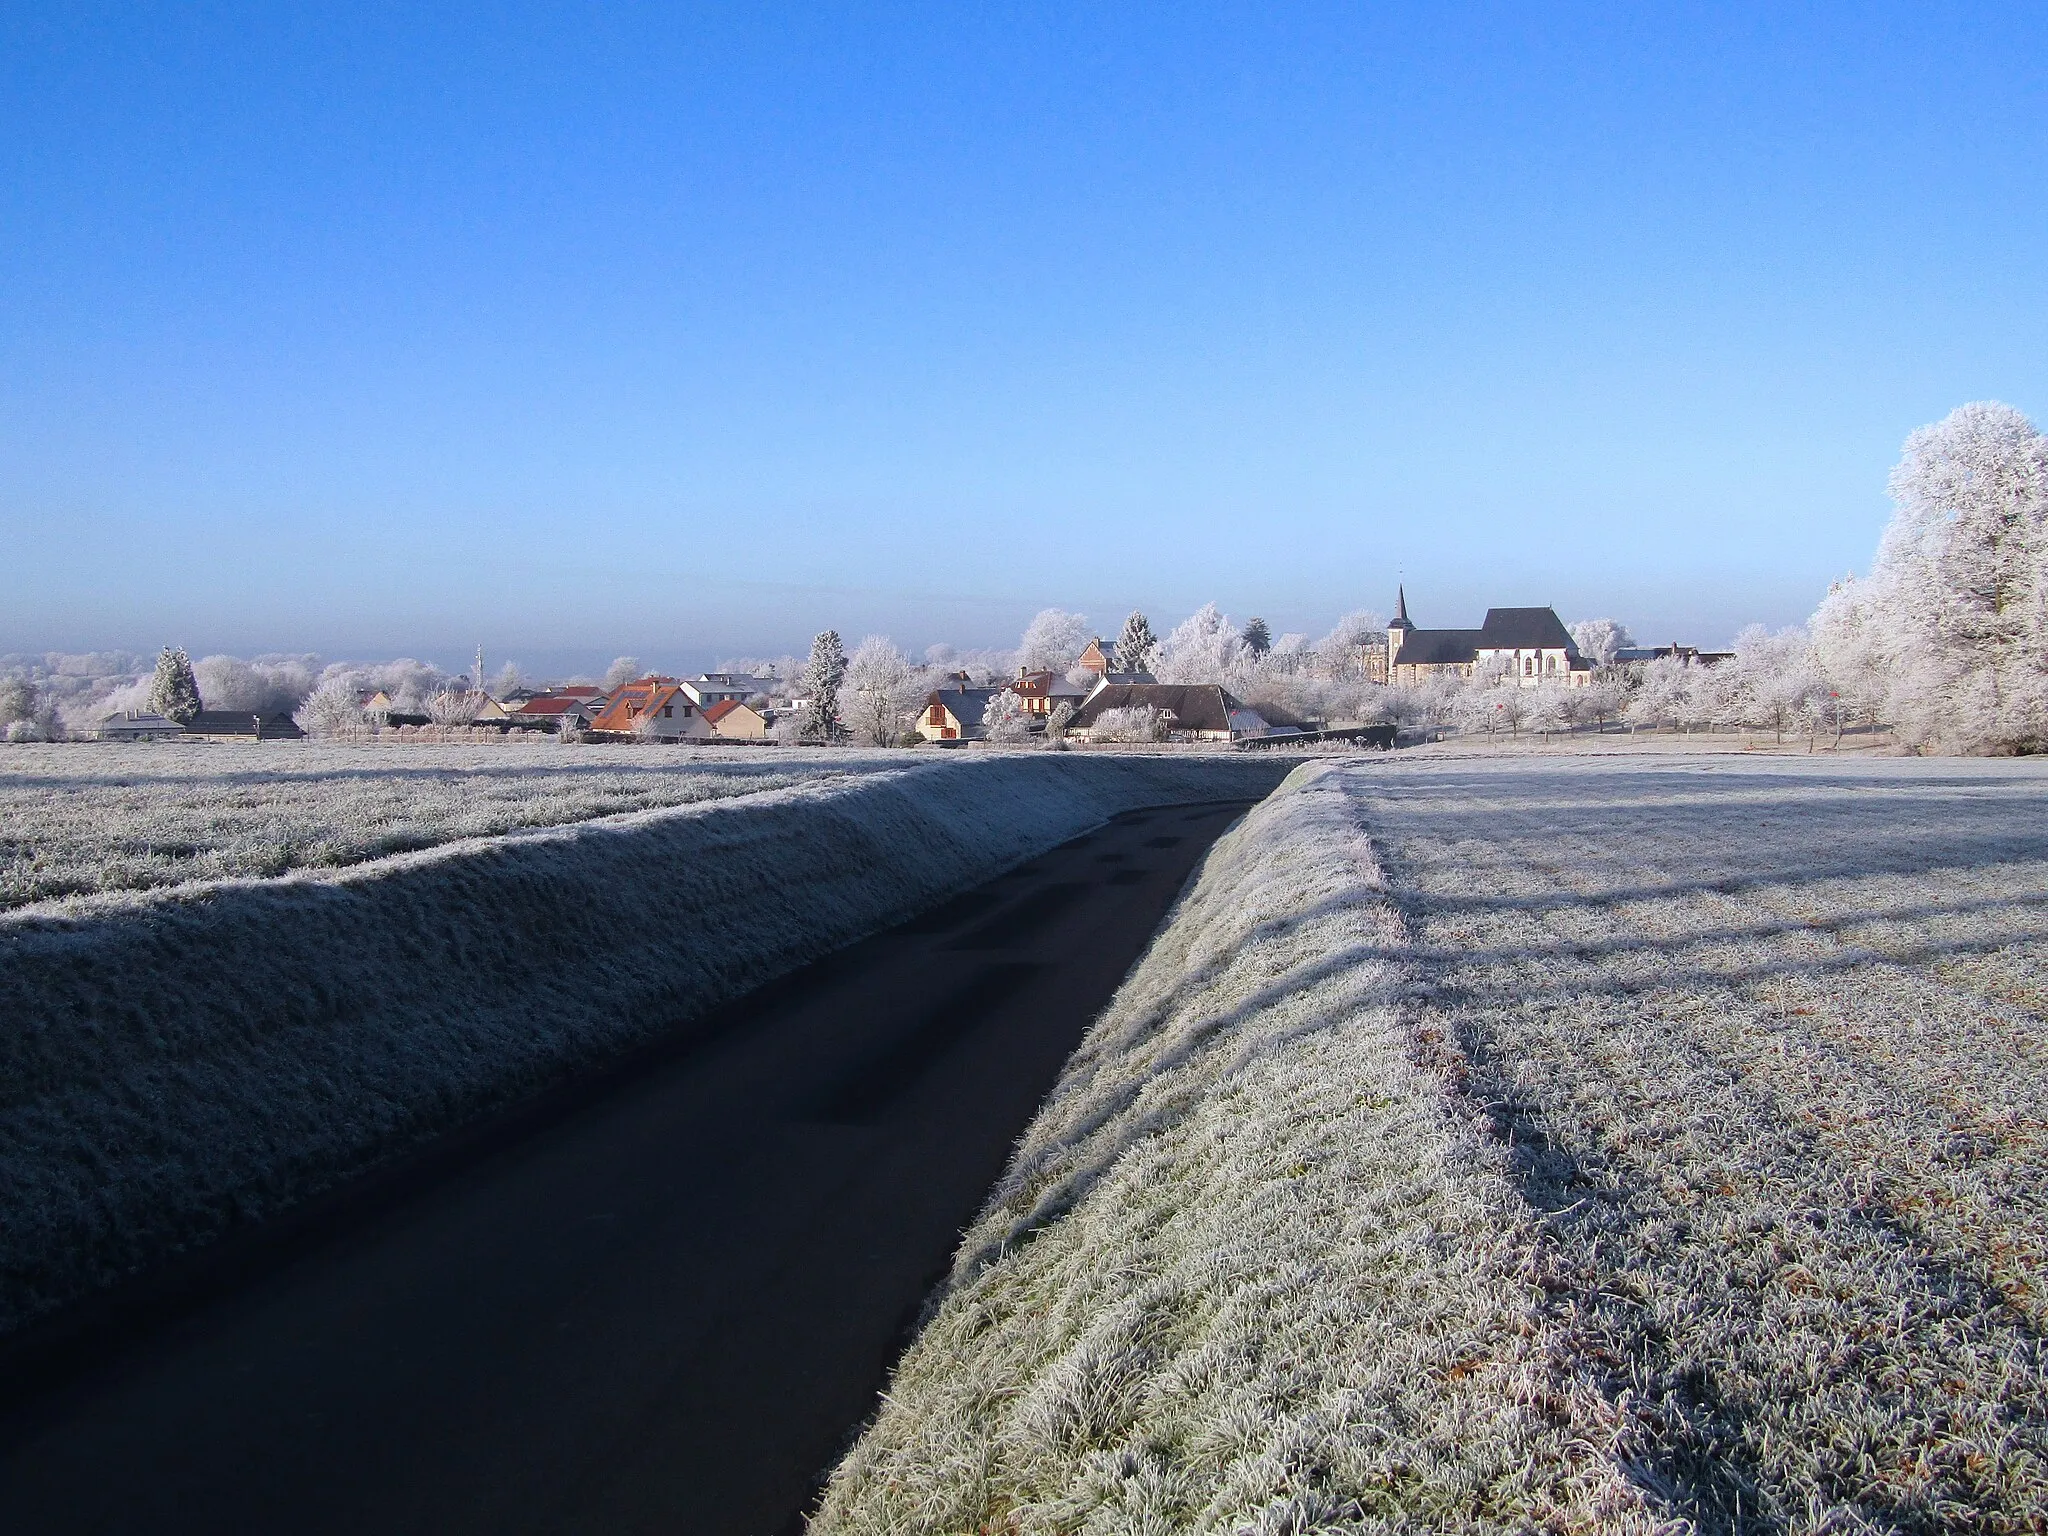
[
  {"x1": 0, "y1": 743, "x2": 890, "y2": 910},
  {"x1": 817, "y1": 755, "x2": 2048, "y2": 1533}
]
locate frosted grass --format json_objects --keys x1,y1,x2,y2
[
  {"x1": 0, "y1": 742, "x2": 889, "y2": 909},
  {"x1": 816, "y1": 754, "x2": 2048, "y2": 1533}
]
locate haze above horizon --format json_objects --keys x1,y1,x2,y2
[{"x1": 5, "y1": 3, "x2": 2044, "y2": 667}]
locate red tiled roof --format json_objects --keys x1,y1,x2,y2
[
  {"x1": 701, "y1": 699, "x2": 742, "y2": 724},
  {"x1": 589, "y1": 681, "x2": 684, "y2": 733}
]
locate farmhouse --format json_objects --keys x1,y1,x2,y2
[
  {"x1": 1071, "y1": 684, "x2": 1290, "y2": 743},
  {"x1": 702, "y1": 699, "x2": 768, "y2": 741},
  {"x1": 587, "y1": 678, "x2": 714, "y2": 740},
  {"x1": 1386, "y1": 588, "x2": 1593, "y2": 688}
]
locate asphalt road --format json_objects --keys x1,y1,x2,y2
[{"x1": 0, "y1": 799, "x2": 1255, "y2": 1536}]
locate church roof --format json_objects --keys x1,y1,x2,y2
[
  {"x1": 1392, "y1": 629, "x2": 1483, "y2": 667},
  {"x1": 1477, "y1": 607, "x2": 1577, "y2": 651}
]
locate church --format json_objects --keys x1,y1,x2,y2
[{"x1": 1386, "y1": 588, "x2": 1593, "y2": 688}]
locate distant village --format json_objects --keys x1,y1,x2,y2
[{"x1": 8, "y1": 591, "x2": 1758, "y2": 749}]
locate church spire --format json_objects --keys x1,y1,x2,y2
[{"x1": 1391, "y1": 584, "x2": 1412, "y2": 629}]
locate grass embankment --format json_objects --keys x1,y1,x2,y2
[
  {"x1": 1, "y1": 743, "x2": 881, "y2": 909},
  {"x1": 815, "y1": 756, "x2": 2048, "y2": 1533},
  {"x1": 0, "y1": 753, "x2": 1287, "y2": 1341}
]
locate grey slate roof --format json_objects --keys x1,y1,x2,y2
[
  {"x1": 927, "y1": 687, "x2": 997, "y2": 728},
  {"x1": 1392, "y1": 629, "x2": 1484, "y2": 667},
  {"x1": 1476, "y1": 607, "x2": 1577, "y2": 651}
]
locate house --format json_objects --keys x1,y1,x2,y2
[
  {"x1": 1075, "y1": 638, "x2": 1120, "y2": 677},
  {"x1": 356, "y1": 689, "x2": 395, "y2": 713},
  {"x1": 1386, "y1": 588, "x2": 1593, "y2": 688},
  {"x1": 1070, "y1": 684, "x2": 1284, "y2": 743},
  {"x1": 89, "y1": 710, "x2": 187, "y2": 742},
  {"x1": 587, "y1": 677, "x2": 714, "y2": 740},
  {"x1": 510, "y1": 694, "x2": 595, "y2": 731},
  {"x1": 1006, "y1": 668, "x2": 1091, "y2": 718},
  {"x1": 702, "y1": 699, "x2": 768, "y2": 741},
  {"x1": 182, "y1": 710, "x2": 307, "y2": 742},
  {"x1": 682, "y1": 673, "x2": 774, "y2": 709},
  {"x1": 918, "y1": 687, "x2": 998, "y2": 742}
]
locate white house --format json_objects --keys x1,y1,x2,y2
[{"x1": 89, "y1": 711, "x2": 187, "y2": 743}]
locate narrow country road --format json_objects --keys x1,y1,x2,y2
[{"x1": 0, "y1": 800, "x2": 1256, "y2": 1536}]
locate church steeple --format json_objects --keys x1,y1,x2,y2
[{"x1": 1387, "y1": 586, "x2": 1413, "y2": 674}]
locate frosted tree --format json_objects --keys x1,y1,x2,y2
[
  {"x1": 1044, "y1": 699, "x2": 1075, "y2": 743},
  {"x1": 1153, "y1": 603, "x2": 1243, "y2": 683},
  {"x1": 1729, "y1": 625, "x2": 1818, "y2": 743},
  {"x1": 983, "y1": 688, "x2": 1034, "y2": 744},
  {"x1": 1018, "y1": 609, "x2": 1092, "y2": 673},
  {"x1": 1684, "y1": 658, "x2": 1744, "y2": 736},
  {"x1": 194, "y1": 655, "x2": 318, "y2": 716},
  {"x1": 1242, "y1": 617, "x2": 1271, "y2": 657},
  {"x1": 1857, "y1": 402, "x2": 2048, "y2": 752},
  {"x1": 1809, "y1": 577, "x2": 1889, "y2": 744},
  {"x1": 842, "y1": 635, "x2": 921, "y2": 746},
  {"x1": 800, "y1": 630, "x2": 848, "y2": 742},
  {"x1": 0, "y1": 677, "x2": 60, "y2": 740},
  {"x1": 1453, "y1": 686, "x2": 1506, "y2": 738},
  {"x1": 1090, "y1": 704, "x2": 1168, "y2": 743},
  {"x1": 1314, "y1": 611, "x2": 1387, "y2": 683},
  {"x1": 147, "y1": 647, "x2": 202, "y2": 724},
  {"x1": 1569, "y1": 618, "x2": 1634, "y2": 670},
  {"x1": 427, "y1": 689, "x2": 480, "y2": 726},
  {"x1": 492, "y1": 661, "x2": 523, "y2": 697},
  {"x1": 295, "y1": 678, "x2": 366, "y2": 737},
  {"x1": 603, "y1": 656, "x2": 643, "y2": 691},
  {"x1": 1524, "y1": 683, "x2": 1575, "y2": 739},
  {"x1": 1116, "y1": 611, "x2": 1159, "y2": 675},
  {"x1": 1622, "y1": 656, "x2": 1687, "y2": 734}
]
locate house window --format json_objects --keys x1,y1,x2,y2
[
  {"x1": 929, "y1": 705, "x2": 946, "y2": 726},
  {"x1": 662, "y1": 705, "x2": 673, "y2": 718}
]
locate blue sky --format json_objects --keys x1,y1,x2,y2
[{"x1": 4, "y1": 3, "x2": 2044, "y2": 673}]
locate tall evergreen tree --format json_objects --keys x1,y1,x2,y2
[
  {"x1": 1116, "y1": 610, "x2": 1158, "y2": 674},
  {"x1": 801, "y1": 630, "x2": 847, "y2": 742},
  {"x1": 1243, "y1": 616, "x2": 1272, "y2": 657},
  {"x1": 148, "y1": 646, "x2": 202, "y2": 724}
]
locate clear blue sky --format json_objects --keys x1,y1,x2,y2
[{"x1": 4, "y1": 3, "x2": 2044, "y2": 672}]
